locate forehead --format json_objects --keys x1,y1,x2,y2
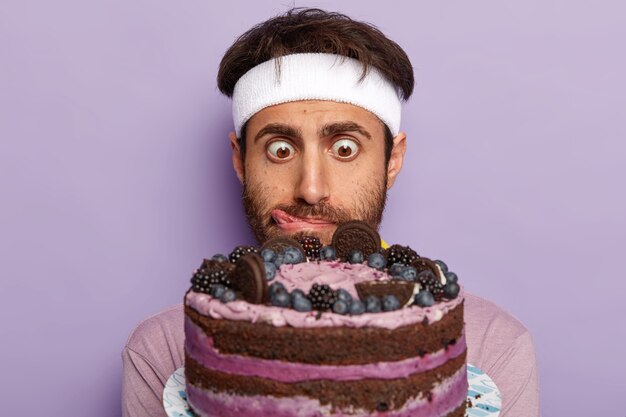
[{"x1": 246, "y1": 100, "x2": 384, "y2": 134}]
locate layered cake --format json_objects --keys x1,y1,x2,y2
[{"x1": 183, "y1": 221, "x2": 467, "y2": 417}]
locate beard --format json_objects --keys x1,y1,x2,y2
[{"x1": 242, "y1": 173, "x2": 388, "y2": 246}]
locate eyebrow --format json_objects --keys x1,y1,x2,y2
[{"x1": 253, "y1": 121, "x2": 372, "y2": 143}]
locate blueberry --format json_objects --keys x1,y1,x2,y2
[
  {"x1": 348, "y1": 250, "x2": 364, "y2": 264},
  {"x1": 365, "y1": 295, "x2": 382, "y2": 313},
  {"x1": 399, "y1": 266, "x2": 417, "y2": 281},
  {"x1": 220, "y1": 289, "x2": 237, "y2": 303},
  {"x1": 274, "y1": 254, "x2": 285, "y2": 268},
  {"x1": 414, "y1": 290, "x2": 435, "y2": 307},
  {"x1": 210, "y1": 284, "x2": 226, "y2": 299},
  {"x1": 293, "y1": 296, "x2": 313, "y2": 312},
  {"x1": 336, "y1": 288, "x2": 353, "y2": 306},
  {"x1": 332, "y1": 299, "x2": 349, "y2": 315},
  {"x1": 388, "y1": 263, "x2": 406, "y2": 277},
  {"x1": 444, "y1": 282, "x2": 460, "y2": 299},
  {"x1": 319, "y1": 246, "x2": 336, "y2": 261},
  {"x1": 283, "y1": 247, "x2": 304, "y2": 264},
  {"x1": 349, "y1": 299, "x2": 366, "y2": 315},
  {"x1": 435, "y1": 259, "x2": 448, "y2": 274},
  {"x1": 261, "y1": 248, "x2": 277, "y2": 263},
  {"x1": 270, "y1": 290, "x2": 291, "y2": 307},
  {"x1": 290, "y1": 289, "x2": 306, "y2": 302},
  {"x1": 367, "y1": 253, "x2": 387, "y2": 270},
  {"x1": 211, "y1": 254, "x2": 229, "y2": 263},
  {"x1": 269, "y1": 282, "x2": 286, "y2": 296},
  {"x1": 444, "y1": 271, "x2": 458, "y2": 284},
  {"x1": 264, "y1": 262, "x2": 277, "y2": 281},
  {"x1": 382, "y1": 294, "x2": 401, "y2": 311}
]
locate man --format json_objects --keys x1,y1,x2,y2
[{"x1": 122, "y1": 8, "x2": 540, "y2": 417}]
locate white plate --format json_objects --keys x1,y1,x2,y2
[{"x1": 163, "y1": 364, "x2": 501, "y2": 417}]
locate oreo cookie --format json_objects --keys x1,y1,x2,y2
[
  {"x1": 231, "y1": 253, "x2": 267, "y2": 304},
  {"x1": 331, "y1": 221, "x2": 381, "y2": 261},
  {"x1": 411, "y1": 257, "x2": 442, "y2": 282},
  {"x1": 355, "y1": 281, "x2": 416, "y2": 307},
  {"x1": 260, "y1": 236, "x2": 306, "y2": 259}
]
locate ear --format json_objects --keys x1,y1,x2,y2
[
  {"x1": 386, "y1": 131, "x2": 407, "y2": 190},
  {"x1": 229, "y1": 131, "x2": 244, "y2": 184}
]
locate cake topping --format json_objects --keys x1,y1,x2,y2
[
  {"x1": 367, "y1": 252, "x2": 387, "y2": 270},
  {"x1": 190, "y1": 267, "x2": 232, "y2": 294},
  {"x1": 381, "y1": 294, "x2": 401, "y2": 311},
  {"x1": 283, "y1": 246, "x2": 305, "y2": 264},
  {"x1": 411, "y1": 257, "x2": 440, "y2": 281},
  {"x1": 347, "y1": 249, "x2": 365, "y2": 264},
  {"x1": 261, "y1": 236, "x2": 305, "y2": 259},
  {"x1": 355, "y1": 280, "x2": 416, "y2": 307},
  {"x1": 331, "y1": 220, "x2": 381, "y2": 261},
  {"x1": 307, "y1": 283, "x2": 338, "y2": 311},
  {"x1": 297, "y1": 235, "x2": 322, "y2": 260},
  {"x1": 384, "y1": 244, "x2": 420, "y2": 267},
  {"x1": 231, "y1": 253, "x2": 267, "y2": 304},
  {"x1": 319, "y1": 246, "x2": 337, "y2": 261},
  {"x1": 229, "y1": 245, "x2": 259, "y2": 263},
  {"x1": 261, "y1": 248, "x2": 277, "y2": 263},
  {"x1": 414, "y1": 290, "x2": 435, "y2": 307},
  {"x1": 443, "y1": 282, "x2": 460, "y2": 299}
]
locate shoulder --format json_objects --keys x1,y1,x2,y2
[
  {"x1": 463, "y1": 290, "x2": 530, "y2": 338},
  {"x1": 124, "y1": 303, "x2": 185, "y2": 357},
  {"x1": 462, "y1": 291, "x2": 535, "y2": 366}
]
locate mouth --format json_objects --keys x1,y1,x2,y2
[{"x1": 271, "y1": 209, "x2": 335, "y2": 232}]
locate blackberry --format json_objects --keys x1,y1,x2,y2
[
  {"x1": 190, "y1": 269, "x2": 232, "y2": 294},
  {"x1": 417, "y1": 270, "x2": 445, "y2": 301},
  {"x1": 384, "y1": 244, "x2": 420, "y2": 267},
  {"x1": 297, "y1": 236, "x2": 322, "y2": 260},
  {"x1": 228, "y1": 245, "x2": 258, "y2": 263},
  {"x1": 307, "y1": 283, "x2": 337, "y2": 311}
]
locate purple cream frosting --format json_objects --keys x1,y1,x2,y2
[
  {"x1": 274, "y1": 261, "x2": 389, "y2": 298},
  {"x1": 186, "y1": 288, "x2": 463, "y2": 329},
  {"x1": 185, "y1": 260, "x2": 464, "y2": 330},
  {"x1": 187, "y1": 365, "x2": 469, "y2": 417},
  {"x1": 185, "y1": 317, "x2": 467, "y2": 382}
]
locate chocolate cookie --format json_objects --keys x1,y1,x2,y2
[
  {"x1": 411, "y1": 257, "x2": 442, "y2": 282},
  {"x1": 261, "y1": 236, "x2": 305, "y2": 258},
  {"x1": 355, "y1": 281, "x2": 416, "y2": 307},
  {"x1": 231, "y1": 253, "x2": 267, "y2": 304},
  {"x1": 331, "y1": 221, "x2": 381, "y2": 261},
  {"x1": 200, "y1": 258, "x2": 234, "y2": 274}
]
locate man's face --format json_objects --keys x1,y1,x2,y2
[{"x1": 230, "y1": 100, "x2": 405, "y2": 245}]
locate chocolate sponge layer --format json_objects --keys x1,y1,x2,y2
[
  {"x1": 185, "y1": 351, "x2": 467, "y2": 413},
  {"x1": 185, "y1": 302, "x2": 464, "y2": 365}
]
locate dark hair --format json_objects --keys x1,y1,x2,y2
[{"x1": 218, "y1": 7, "x2": 414, "y2": 163}]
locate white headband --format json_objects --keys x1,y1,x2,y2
[{"x1": 231, "y1": 53, "x2": 402, "y2": 137}]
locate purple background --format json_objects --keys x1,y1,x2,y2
[{"x1": 1, "y1": 1, "x2": 624, "y2": 416}]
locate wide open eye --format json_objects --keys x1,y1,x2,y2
[
  {"x1": 331, "y1": 138, "x2": 359, "y2": 160},
  {"x1": 267, "y1": 141, "x2": 296, "y2": 161}
]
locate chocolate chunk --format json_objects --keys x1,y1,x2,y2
[
  {"x1": 331, "y1": 221, "x2": 381, "y2": 261},
  {"x1": 231, "y1": 253, "x2": 267, "y2": 304},
  {"x1": 260, "y1": 237, "x2": 305, "y2": 259},
  {"x1": 355, "y1": 281, "x2": 415, "y2": 307}
]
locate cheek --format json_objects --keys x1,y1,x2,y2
[
  {"x1": 244, "y1": 156, "x2": 295, "y2": 199},
  {"x1": 328, "y1": 155, "x2": 386, "y2": 193}
]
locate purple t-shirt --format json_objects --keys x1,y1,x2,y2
[{"x1": 121, "y1": 292, "x2": 540, "y2": 417}]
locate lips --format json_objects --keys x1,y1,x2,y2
[{"x1": 271, "y1": 209, "x2": 335, "y2": 231}]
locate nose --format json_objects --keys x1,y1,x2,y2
[{"x1": 294, "y1": 149, "x2": 330, "y2": 205}]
